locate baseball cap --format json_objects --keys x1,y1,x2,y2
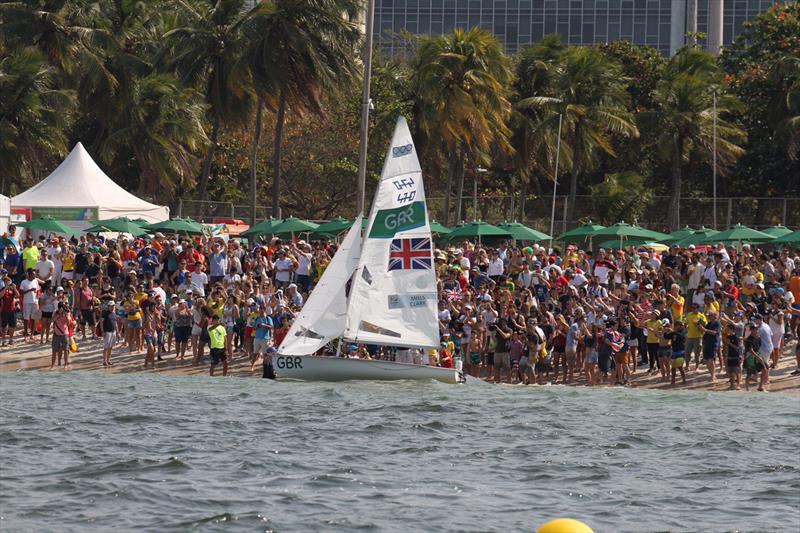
[{"x1": 288, "y1": 283, "x2": 297, "y2": 289}]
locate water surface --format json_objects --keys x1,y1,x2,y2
[{"x1": 1, "y1": 372, "x2": 798, "y2": 532}]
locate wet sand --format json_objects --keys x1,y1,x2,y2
[{"x1": 1, "y1": 335, "x2": 799, "y2": 394}]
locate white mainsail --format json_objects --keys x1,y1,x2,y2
[
  {"x1": 342, "y1": 117, "x2": 439, "y2": 348},
  {"x1": 278, "y1": 216, "x2": 363, "y2": 355}
]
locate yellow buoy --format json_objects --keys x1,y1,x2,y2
[{"x1": 537, "y1": 518, "x2": 594, "y2": 533}]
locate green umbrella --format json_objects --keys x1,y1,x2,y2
[
  {"x1": 18, "y1": 216, "x2": 79, "y2": 236},
  {"x1": 497, "y1": 221, "x2": 551, "y2": 242},
  {"x1": 445, "y1": 221, "x2": 512, "y2": 244},
  {"x1": 770, "y1": 230, "x2": 800, "y2": 244},
  {"x1": 589, "y1": 222, "x2": 670, "y2": 250},
  {"x1": 272, "y1": 217, "x2": 319, "y2": 237},
  {"x1": 671, "y1": 227, "x2": 721, "y2": 247},
  {"x1": 130, "y1": 218, "x2": 151, "y2": 226},
  {"x1": 145, "y1": 218, "x2": 204, "y2": 234},
  {"x1": 428, "y1": 220, "x2": 451, "y2": 235},
  {"x1": 242, "y1": 217, "x2": 281, "y2": 237},
  {"x1": 85, "y1": 217, "x2": 146, "y2": 236},
  {"x1": 590, "y1": 221, "x2": 668, "y2": 240},
  {"x1": 555, "y1": 221, "x2": 606, "y2": 242},
  {"x1": 312, "y1": 217, "x2": 352, "y2": 238},
  {"x1": 704, "y1": 224, "x2": 775, "y2": 245},
  {"x1": 659, "y1": 226, "x2": 697, "y2": 244},
  {"x1": 761, "y1": 225, "x2": 793, "y2": 238}
]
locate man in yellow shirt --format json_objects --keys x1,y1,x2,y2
[
  {"x1": 685, "y1": 303, "x2": 707, "y2": 370},
  {"x1": 208, "y1": 315, "x2": 228, "y2": 376},
  {"x1": 22, "y1": 241, "x2": 40, "y2": 272},
  {"x1": 645, "y1": 311, "x2": 663, "y2": 374}
]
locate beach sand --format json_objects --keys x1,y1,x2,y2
[{"x1": 1, "y1": 335, "x2": 799, "y2": 394}]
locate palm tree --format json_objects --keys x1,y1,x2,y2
[
  {"x1": 162, "y1": 0, "x2": 259, "y2": 207},
  {"x1": 511, "y1": 35, "x2": 572, "y2": 215},
  {"x1": 769, "y1": 55, "x2": 800, "y2": 160},
  {"x1": 647, "y1": 47, "x2": 746, "y2": 229},
  {"x1": 519, "y1": 46, "x2": 639, "y2": 227},
  {"x1": 412, "y1": 27, "x2": 513, "y2": 226},
  {"x1": 0, "y1": 45, "x2": 75, "y2": 194},
  {"x1": 100, "y1": 72, "x2": 209, "y2": 196},
  {"x1": 0, "y1": 0, "x2": 100, "y2": 75},
  {"x1": 245, "y1": 0, "x2": 361, "y2": 221}
]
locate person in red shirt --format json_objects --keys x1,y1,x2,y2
[
  {"x1": 0, "y1": 273, "x2": 19, "y2": 346},
  {"x1": 439, "y1": 343, "x2": 453, "y2": 368}
]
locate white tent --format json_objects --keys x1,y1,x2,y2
[
  {"x1": 0, "y1": 194, "x2": 10, "y2": 235},
  {"x1": 11, "y1": 142, "x2": 169, "y2": 226}
]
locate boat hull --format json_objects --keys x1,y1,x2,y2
[{"x1": 274, "y1": 355, "x2": 462, "y2": 384}]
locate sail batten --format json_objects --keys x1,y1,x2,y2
[{"x1": 342, "y1": 117, "x2": 440, "y2": 349}]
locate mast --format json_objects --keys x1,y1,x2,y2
[{"x1": 356, "y1": 0, "x2": 377, "y2": 216}]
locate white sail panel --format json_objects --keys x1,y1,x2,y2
[
  {"x1": 278, "y1": 216, "x2": 362, "y2": 355},
  {"x1": 343, "y1": 117, "x2": 439, "y2": 348}
]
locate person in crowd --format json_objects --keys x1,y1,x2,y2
[
  {"x1": 2, "y1": 228, "x2": 795, "y2": 393},
  {"x1": 208, "y1": 315, "x2": 228, "y2": 377}
]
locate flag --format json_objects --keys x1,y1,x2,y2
[{"x1": 388, "y1": 238, "x2": 432, "y2": 271}]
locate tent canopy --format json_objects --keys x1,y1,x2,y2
[{"x1": 11, "y1": 142, "x2": 168, "y2": 223}]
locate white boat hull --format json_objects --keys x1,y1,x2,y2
[{"x1": 274, "y1": 355, "x2": 462, "y2": 384}]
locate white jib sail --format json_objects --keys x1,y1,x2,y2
[
  {"x1": 278, "y1": 216, "x2": 363, "y2": 355},
  {"x1": 343, "y1": 116, "x2": 440, "y2": 349}
]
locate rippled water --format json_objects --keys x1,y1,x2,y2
[{"x1": 1, "y1": 372, "x2": 798, "y2": 532}]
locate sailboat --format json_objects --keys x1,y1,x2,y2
[{"x1": 275, "y1": 117, "x2": 462, "y2": 384}]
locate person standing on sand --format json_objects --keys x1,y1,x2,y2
[
  {"x1": 50, "y1": 304, "x2": 70, "y2": 369},
  {"x1": 0, "y1": 273, "x2": 19, "y2": 346},
  {"x1": 753, "y1": 314, "x2": 773, "y2": 391},
  {"x1": 19, "y1": 269, "x2": 40, "y2": 342},
  {"x1": 173, "y1": 300, "x2": 192, "y2": 361},
  {"x1": 665, "y1": 320, "x2": 687, "y2": 385},
  {"x1": 700, "y1": 310, "x2": 721, "y2": 384},
  {"x1": 208, "y1": 315, "x2": 228, "y2": 377},
  {"x1": 101, "y1": 301, "x2": 117, "y2": 367}
]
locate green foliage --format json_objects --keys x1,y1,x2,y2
[
  {"x1": 0, "y1": 0, "x2": 796, "y2": 225},
  {"x1": 720, "y1": 2, "x2": 800, "y2": 196},
  {"x1": 590, "y1": 172, "x2": 652, "y2": 225},
  {"x1": 0, "y1": 45, "x2": 75, "y2": 193}
]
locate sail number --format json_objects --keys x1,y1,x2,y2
[{"x1": 275, "y1": 356, "x2": 303, "y2": 370}]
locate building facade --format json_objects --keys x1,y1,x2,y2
[{"x1": 373, "y1": 0, "x2": 777, "y2": 56}]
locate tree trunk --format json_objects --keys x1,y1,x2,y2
[
  {"x1": 271, "y1": 89, "x2": 287, "y2": 218},
  {"x1": 667, "y1": 136, "x2": 683, "y2": 230},
  {"x1": 443, "y1": 151, "x2": 458, "y2": 226},
  {"x1": 250, "y1": 95, "x2": 265, "y2": 226},
  {"x1": 455, "y1": 153, "x2": 466, "y2": 223},
  {"x1": 518, "y1": 179, "x2": 528, "y2": 222},
  {"x1": 197, "y1": 115, "x2": 220, "y2": 214},
  {"x1": 567, "y1": 146, "x2": 580, "y2": 229}
]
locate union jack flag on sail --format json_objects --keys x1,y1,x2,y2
[{"x1": 388, "y1": 238, "x2": 432, "y2": 271}]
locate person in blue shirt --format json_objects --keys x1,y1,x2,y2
[
  {"x1": 138, "y1": 246, "x2": 159, "y2": 276},
  {"x1": 4, "y1": 244, "x2": 22, "y2": 284},
  {"x1": 251, "y1": 306, "x2": 273, "y2": 371}
]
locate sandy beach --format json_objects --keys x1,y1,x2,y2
[{"x1": 2, "y1": 335, "x2": 798, "y2": 394}]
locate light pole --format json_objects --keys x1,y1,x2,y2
[
  {"x1": 356, "y1": 0, "x2": 376, "y2": 217},
  {"x1": 712, "y1": 89, "x2": 718, "y2": 230},
  {"x1": 474, "y1": 166, "x2": 488, "y2": 221},
  {"x1": 548, "y1": 113, "x2": 563, "y2": 251}
]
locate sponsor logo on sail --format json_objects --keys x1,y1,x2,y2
[
  {"x1": 368, "y1": 201, "x2": 426, "y2": 238},
  {"x1": 391, "y1": 144, "x2": 413, "y2": 158}
]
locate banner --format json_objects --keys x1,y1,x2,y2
[{"x1": 30, "y1": 207, "x2": 97, "y2": 221}]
